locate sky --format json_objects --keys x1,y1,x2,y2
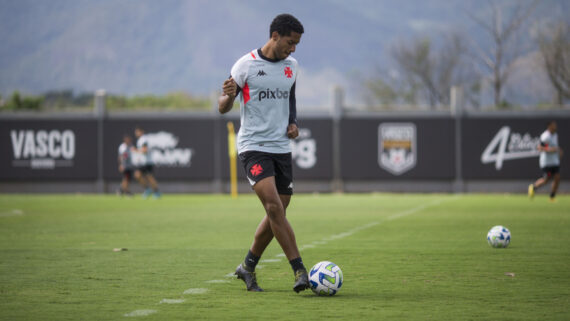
[{"x1": 0, "y1": 0, "x2": 568, "y2": 109}]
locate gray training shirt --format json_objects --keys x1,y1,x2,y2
[{"x1": 230, "y1": 48, "x2": 298, "y2": 154}]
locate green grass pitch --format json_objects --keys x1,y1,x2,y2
[{"x1": 0, "y1": 193, "x2": 568, "y2": 320}]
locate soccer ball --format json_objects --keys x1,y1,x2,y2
[
  {"x1": 309, "y1": 261, "x2": 343, "y2": 296},
  {"x1": 487, "y1": 225, "x2": 511, "y2": 248}
]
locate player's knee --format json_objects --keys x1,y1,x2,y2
[{"x1": 264, "y1": 200, "x2": 284, "y2": 219}]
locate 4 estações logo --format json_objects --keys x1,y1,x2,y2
[
  {"x1": 10, "y1": 129, "x2": 75, "y2": 169},
  {"x1": 481, "y1": 126, "x2": 540, "y2": 170},
  {"x1": 378, "y1": 123, "x2": 417, "y2": 175}
]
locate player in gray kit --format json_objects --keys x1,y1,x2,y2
[
  {"x1": 218, "y1": 13, "x2": 309, "y2": 293},
  {"x1": 528, "y1": 121, "x2": 563, "y2": 202}
]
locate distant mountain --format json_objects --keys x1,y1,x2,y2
[{"x1": 0, "y1": 0, "x2": 567, "y2": 108}]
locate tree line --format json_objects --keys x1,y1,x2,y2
[
  {"x1": 364, "y1": 0, "x2": 569, "y2": 110},
  {"x1": 0, "y1": 90, "x2": 211, "y2": 111}
]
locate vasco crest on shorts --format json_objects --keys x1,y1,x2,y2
[{"x1": 378, "y1": 123, "x2": 417, "y2": 175}]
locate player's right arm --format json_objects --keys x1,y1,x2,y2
[
  {"x1": 539, "y1": 142, "x2": 558, "y2": 153},
  {"x1": 538, "y1": 132, "x2": 558, "y2": 153},
  {"x1": 219, "y1": 53, "x2": 250, "y2": 114},
  {"x1": 218, "y1": 77, "x2": 237, "y2": 114}
]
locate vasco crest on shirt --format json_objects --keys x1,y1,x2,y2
[{"x1": 378, "y1": 123, "x2": 417, "y2": 175}]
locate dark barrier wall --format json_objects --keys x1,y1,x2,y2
[
  {"x1": 219, "y1": 118, "x2": 334, "y2": 179},
  {"x1": 340, "y1": 117, "x2": 456, "y2": 179},
  {"x1": 0, "y1": 119, "x2": 98, "y2": 180},
  {"x1": 103, "y1": 118, "x2": 216, "y2": 180},
  {"x1": 2, "y1": 115, "x2": 568, "y2": 186},
  {"x1": 462, "y1": 117, "x2": 570, "y2": 179}
]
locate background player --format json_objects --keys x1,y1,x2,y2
[
  {"x1": 218, "y1": 14, "x2": 309, "y2": 293},
  {"x1": 117, "y1": 134, "x2": 134, "y2": 196},
  {"x1": 528, "y1": 120, "x2": 563, "y2": 201},
  {"x1": 134, "y1": 126, "x2": 161, "y2": 199}
]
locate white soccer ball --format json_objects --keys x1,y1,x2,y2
[
  {"x1": 487, "y1": 225, "x2": 511, "y2": 248},
  {"x1": 309, "y1": 261, "x2": 343, "y2": 296}
]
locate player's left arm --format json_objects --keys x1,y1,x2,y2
[{"x1": 287, "y1": 81, "x2": 299, "y2": 139}]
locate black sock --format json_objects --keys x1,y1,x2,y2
[
  {"x1": 289, "y1": 257, "x2": 306, "y2": 273},
  {"x1": 550, "y1": 191, "x2": 556, "y2": 198},
  {"x1": 243, "y1": 250, "x2": 260, "y2": 272}
]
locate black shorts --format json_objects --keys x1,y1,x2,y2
[
  {"x1": 239, "y1": 151, "x2": 293, "y2": 195},
  {"x1": 122, "y1": 169, "x2": 133, "y2": 180},
  {"x1": 542, "y1": 166, "x2": 560, "y2": 178},
  {"x1": 137, "y1": 165, "x2": 154, "y2": 174}
]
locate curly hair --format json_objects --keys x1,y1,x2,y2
[{"x1": 269, "y1": 14, "x2": 304, "y2": 38}]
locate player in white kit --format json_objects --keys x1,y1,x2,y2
[
  {"x1": 528, "y1": 121, "x2": 563, "y2": 201},
  {"x1": 218, "y1": 14, "x2": 309, "y2": 293}
]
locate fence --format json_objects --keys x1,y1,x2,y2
[{"x1": 1, "y1": 94, "x2": 568, "y2": 194}]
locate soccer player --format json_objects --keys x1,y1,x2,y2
[
  {"x1": 133, "y1": 126, "x2": 161, "y2": 199},
  {"x1": 218, "y1": 14, "x2": 309, "y2": 293},
  {"x1": 528, "y1": 121, "x2": 563, "y2": 201},
  {"x1": 117, "y1": 134, "x2": 134, "y2": 196}
]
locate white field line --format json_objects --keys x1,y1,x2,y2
[
  {"x1": 205, "y1": 279, "x2": 231, "y2": 284},
  {"x1": 227, "y1": 196, "x2": 459, "y2": 281},
  {"x1": 260, "y1": 258, "x2": 281, "y2": 263},
  {"x1": 0, "y1": 209, "x2": 24, "y2": 217},
  {"x1": 279, "y1": 195, "x2": 460, "y2": 257},
  {"x1": 385, "y1": 197, "x2": 457, "y2": 221},
  {"x1": 124, "y1": 310, "x2": 157, "y2": 317},
  {"x1": 159, "y1": 299, "x2": 185, "y2": 304},
  {"x1": 182, "y1": 288, "x2": 208, "y2": 295}
]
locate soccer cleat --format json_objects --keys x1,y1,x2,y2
[
  {"x1": 117, "y1": 188, "x2": 133, "y2": 197},
  {"x1": 292, "y1": 269, "x2": 310, "y2": 293},
  {"x1": 527, "y1": 184, "x2": 534, "y2": 199},
  {"x1": 152, "y1": 191, "x2": 161, "y2": 199},
  {"x1": 142, "y1": 188, "x2": 152, "y2": 199},
  {"x1": 235, "y1": 264, "x2": 263, "y2": 292},
  {"x1": 549, "y1": 197, "x2": 557, "y2": 203}
]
